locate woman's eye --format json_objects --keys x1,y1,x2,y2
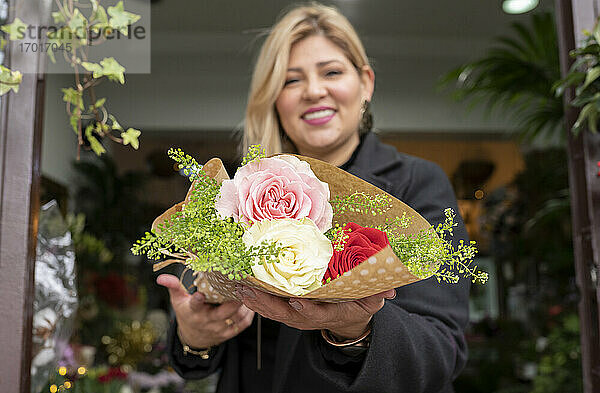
[
  {"x1": 325, "y1": 70, "x2": 342, "y2": 77},
  {"x1": 284, "y1": 78, "x2": 299, "y2": 86}
]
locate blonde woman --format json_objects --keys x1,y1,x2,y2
[{"x1": 159, "y1": 4, "x2": 470, "y2": 392}]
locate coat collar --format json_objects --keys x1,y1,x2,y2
[{"x1": 345, "y1": 132, "x2": 405, "y2": 194}]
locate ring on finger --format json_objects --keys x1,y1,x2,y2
[{"x1": 225, "y1": 318, "x2": 234, "y2": 327}]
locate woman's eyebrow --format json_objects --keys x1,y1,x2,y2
[
  {"x1": 316, "y1": 60, "x2": 343, "y2": 67},
  {"x1": 286, "y1": 60, "x2": 344, "y2": 72}
]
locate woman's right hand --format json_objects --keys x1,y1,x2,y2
[{"x1": 157, "y1": 274, "x2": 255, "y2": 349}]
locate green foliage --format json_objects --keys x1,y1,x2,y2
[
  {"x1": 66, "y1": 212, "x2": 114, "y2": 264},
  {"x1": 440, "y1": 12, "x2": 563, "y2": 144},
  {"x1": 132, "y1": 148, "x2": 281, "y2": 280},
  {"x1": 168, "y1": 147, "x2": 201, "y2": 174},
  {"x1": 555, "y1": 17, "x2": 600, "y2": 134},
  {"x1": 382, "y1": 209, "x2": 486, "y2": 283},
  {"x1": 458, "y1": 148, "x2": 578, "y2": 393},
  {"x1": 107, "y1": 1, "x2": 140, "y2": 35},
  {"x1": 82, "y1": 57, "x2": 126, "y2": 84},
  {"x1": 326, "y1": 224, "x2": 351, "y2": 252},
  {"x1": 121, "y1": 127, "x2": 141, "y2": 149},
  {"x1": 72, "y1": 154, "x2": 163, "y2": 252},
  {"x1": 531, "y1": 314, "x2": 582, "y2": 393},
  {"x1": 70, "y1": 154, "x2": 167, "y2": 353},
  {"x1": 241, "y1": 144, "x2": 266, "y2": 166},
  {"x1": 0, "y1": 17, "x2": 27, "y2": 40},
  {"x1": 0, "y1": 0, "x2": 143, "y2": 157},
  {"x1": 330, "y1": 192, "x2": 391, "y2": 216},
  {"x1": 0, "y1": 64, "x2": 22, "y2": 95}
]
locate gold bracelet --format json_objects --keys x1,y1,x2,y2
[
  {"x1": 320, "y1": 325, "x2": 372, "y2": 347},
  {"x1": 177, "y1": 327, "x2": 212, "y2": 359}
]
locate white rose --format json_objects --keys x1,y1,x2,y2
[{"x1": 242, "y1": 218, "x2": 332, "y2": 295}]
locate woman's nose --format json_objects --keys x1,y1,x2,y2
[{"x1": 302, "y1": 77, "x2": 327, "y2": 101}]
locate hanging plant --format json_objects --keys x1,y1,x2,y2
[
  {"x1": 555, "y1": 17, "x2": 600, "y2": 135},
  {"x1": 0, "y1": 0, "x2": 142, "y2": 158},
  {"x1": 0, "y1": 63, "x2": 21, "y2": 94}
]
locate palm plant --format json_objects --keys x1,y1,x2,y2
[{"x1": 440, "y1": 12, "x2": 564, "y2": 144}]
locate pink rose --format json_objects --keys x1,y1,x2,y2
[{"x1": 215, "y1": 155, "x2": 333, "y2": 232}]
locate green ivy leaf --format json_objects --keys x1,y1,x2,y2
[
  {"x1": 69, "y1": 112, "x2": 79, "y2": 134},
  {"x1": 95, "y1": 122, "x2": 106, "y2": 136},
  {"x1": 90, "y1": 2, "x2": 109, "y2": 31},
  {"x1": 92, "y1": 97, "x2": 106, "y2": 109},
  {"x1": 100, "y1": 57, "x2": 125, "y2": 83},
  {"x1": 107, "y1": 1, "x2": 141, "y2": 35},
  {"x1": 81, "y1": 61, "x2": 102, "y2": 74},
  {"x1": 81, "y1": 58, "x2": 125, "y2": 84},
  {"x1": 85, "y1": 124, "x2": 106, "y2": 155},
  {"x1": 52, "y1": 11, "x2": 65, "y2": 24},
  {"x1": 46, "y1": 30, "x2": 62, "y2": 63},
  {"x1": 68, "y1": 9, "x2": 88, "y2": 40},
  {"x1": 48, "y1": 26, "x2": 79, "y2": 50},
  {"x1": 62, "y1": 87, "x2": 84, "y2": 110},
  {"x1": 1, "y1": 18, "x2": 28, "y2": 40},
  {"x1": 109, "y1": 114, "x2": 123, "y2": 131},
  {"x1": 122, "y1": 128, "x2": 141, "y2": 149},
  {"x1": 62, "y1": 87, "x2": 83, "y2": 110},
  {"x1": 0, "y1": 65, "x2": 23, "y2": 96}
]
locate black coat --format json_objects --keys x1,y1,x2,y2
[{"x1": 167, "y1": 133, "x2": 470, "y2": 393}]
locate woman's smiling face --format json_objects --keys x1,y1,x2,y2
[{"x1": 275, "y1": 35, "x2": 374, "y2": 166}]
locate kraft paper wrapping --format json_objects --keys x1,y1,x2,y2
[{"x1": 152, "y1": 155, "x2": 438, "y2": 303}]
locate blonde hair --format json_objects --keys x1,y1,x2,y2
[{"x1": 243, "y1": 3, "x2": 370, "y2": 155}]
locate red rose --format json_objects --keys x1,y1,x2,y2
[{"x1": 322, "y1": 222, "x2": 389, "y2": 283}]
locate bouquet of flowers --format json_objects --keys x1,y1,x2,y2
[{"x1": 132, "y1": 146, "x2": 487, "y2": 303}]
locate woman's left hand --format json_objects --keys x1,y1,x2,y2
[{"x1": 235, "y1": 284, "x2": 396, "y2": 340}]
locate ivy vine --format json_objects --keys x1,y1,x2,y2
[{"x1": 0, "y1": 0, "x2": 142, "y2": 158}]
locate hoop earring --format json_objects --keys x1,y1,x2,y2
[{"x1": 359, "y1": 100, "x2": 373, "y2": 135}]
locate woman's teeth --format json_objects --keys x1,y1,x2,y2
[{"x1": 303, "y1": 109, "x2": 335, "y2": 120}]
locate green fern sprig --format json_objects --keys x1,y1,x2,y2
[
  {"x1": 241, "y1": 144, "x2": 266, "y2": 166},
  {"x1": 378, "y1": 208, "x2": 487, "y2": 284},
  {"x1": 132, "y1": 148, "x2": 281, "y2": 280},
  {"x1": 325, "y1": 224, "x2": 352, "y2": 251},
  {"x1": 168, "y1": 148, "x2": 203, "y2": 179},
  {"x1": 330, "y1": 192, "x2": 391, "y2": 216}
]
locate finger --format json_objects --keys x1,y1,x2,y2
[
  {"x1": 354, "y1": 292, "x2": 389, "y2": 314},
  {"x1": 237, "y1": 308, "x2": 255, "y2": 330},
  {"x1": 189, "y1": 291, "x2": 206, "y2": 312},
  {"x1": 287, "y1": 298, "x2": 334, "y2": 327},
  {"x1": 233, "y1": 304, "x2": 252, "y2": 323},
  {"x1": 206, "y1": 300, "x2": 243, "y2": 322},
  {"x1": 156, "y1": 274, "x2": 189, "y2": 303},
  {"x1": 382, "y1": 289, "x2": 397, "y2": 300},
  {"x1": 220, "y1": 308, "x2": 255, "y2": 340},
  {"x1": 238, "y1": 286, "x2": 294, "y2": 322}
]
